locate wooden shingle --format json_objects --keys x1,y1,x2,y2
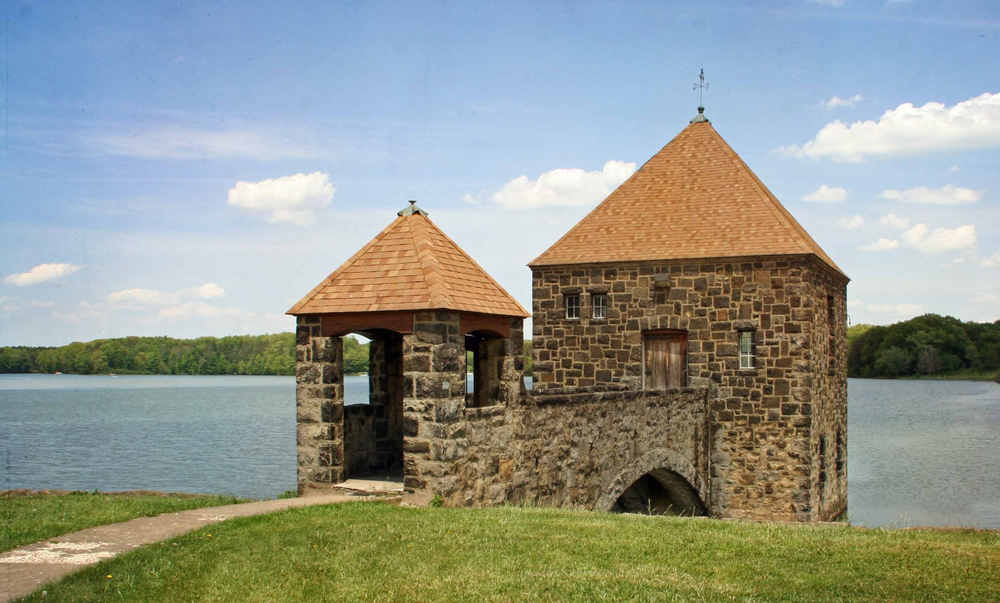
[
  {"x1": 287, "y1": 211, "x2": 529, "y2": 317},
  {"x1": 529, "y1": 119, "x2": 847, "y2": 279}
]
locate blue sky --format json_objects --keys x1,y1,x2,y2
[{"x1": 1, "y1": 0, "x2": 998, "y2": 347}]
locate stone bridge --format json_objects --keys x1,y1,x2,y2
[{"x1": 460, "y1": 386, "x2": 713, "y2": 514}]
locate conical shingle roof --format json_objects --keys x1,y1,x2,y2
[
  {"x1": 287, "y1": 206, "x2": 529, "y2": 317},
  {"x1": 529, "y1": 118, "x2": 847, "y2": 279}
]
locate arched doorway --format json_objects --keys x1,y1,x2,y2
[
  {"x1": 342, "y1": 328, "x2": 404, "y2": 481},
  {"x1": 611, "y1": 468, "x2": 707, "y2": 516}
]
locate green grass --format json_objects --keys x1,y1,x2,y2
[
  {"x1": 1, "y1": 492, "x2": 243, "y2": 553},
  {"x1": 19, "y1": 503, "x2": 1000, "y2": 602},
  {"x1": 900, "y1": 367, "x2": 1000, "y2": 382}
]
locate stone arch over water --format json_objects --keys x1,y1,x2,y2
[{"x1": 596, "y1": 448, "x2": 709, "y2": 516}]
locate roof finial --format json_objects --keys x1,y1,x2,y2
[
  {"x1": 690, "y1": 68, "x2": 710, "y2": 124},
  {"x1": 694, "y1": 68, "x2": 708, "y2": 111},
  {"x1": 398, "y1": 200, "x2": 428, "y2": 216}
]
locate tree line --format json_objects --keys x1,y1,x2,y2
[
  {"x1": 1, "y1": 334, "x2": 536, "y2": 377},
  {"x1": 847, "y1": 314, "x2": 1000, "y2": 379},
  {"x1": 0, "y1": 334, "x2": 298, "y2": 376}
]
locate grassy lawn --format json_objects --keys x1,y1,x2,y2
[
  {"x1": 19, "y1": 503, "x2": 999, "y2": 603},
  {"x1": 1, "y1": 492, "x2": 242, "y2": 553}
]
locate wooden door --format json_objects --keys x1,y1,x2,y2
[{"x1": 645, "y1": 332, "x2": 687, "y2": 389}]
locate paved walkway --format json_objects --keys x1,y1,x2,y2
[{"x1": 0, "y1": 493, "x2": 365, "y2": 601}]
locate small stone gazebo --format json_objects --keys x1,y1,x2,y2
[{"x1": 287, "y1": 201, "x2": 529, "y2": 494}]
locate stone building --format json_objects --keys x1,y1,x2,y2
[{"x1": 288, "y1": 107, "x2": 848, "y2": 522}]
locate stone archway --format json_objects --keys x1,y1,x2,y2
[{"x1": 595, "y1": 447, "x2": 709, "y2": 515}]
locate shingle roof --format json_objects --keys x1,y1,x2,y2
[
  {"x1": 529, "y1": 117, "x2": 847, "y2": 279},
  {"x1": 287, "y1": 209, "x2": 530, "y2": 317}
]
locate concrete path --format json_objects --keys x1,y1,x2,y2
[{"x1": 0, "y1": 493, "x2": 366, "y2": 602}]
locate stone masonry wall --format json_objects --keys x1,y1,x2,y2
[
  {"x1": 531, "y1": 257, "x2": 849, "y2": 521},
  {"x1": 401, "y1": 312, "x2": 468, "y2": 494},
  {"x1": 295, "y1": 315, "x2": 344, "y2": 493},
  {"x1": 807, "y1": 269, "x2": 849, "y2": 520},
  {"x1": 457, "y1": 386, "x2": 712, "y2": 510}
]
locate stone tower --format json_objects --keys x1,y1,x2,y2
[
  {"x1": 529, "y1": 108, "x2": 849, "y2": 521},
  {"x1": 287, "y1": 201, "x2": 529, "y2": 497}
]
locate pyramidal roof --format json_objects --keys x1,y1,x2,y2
[
  {"x1": 529, "y1": 113, "x2": 847, "y2": 279},
  {"x1": 287, "y1": 203, "x2": 529, "y2": 317}
]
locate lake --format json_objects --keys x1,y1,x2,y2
[{"x1": 1, "y1": 374, "x2": 998, "y2": 528}]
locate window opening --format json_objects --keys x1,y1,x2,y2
[
  {"x1": 592, "y1": 294, "x2": 607, "y2": 320},
  {"x1": 565, "y1": 295, "x2": 580, "y2": 320},
  {"x1": 739, "y1": 331, "x2": 755, "y2": 369}
]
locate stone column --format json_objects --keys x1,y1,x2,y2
[
  {"x1": 401, "y1": 312, "x2": 467, "y2": 499},
  {"x1": 500, "y1": 318, "x2": 525, "y2": 406},
  {"x1": 295, "y1": 315, "x2": 344, "y2": 493}
]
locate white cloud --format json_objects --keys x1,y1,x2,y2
[
  {"x1": 486, "y1": 160, "x2": 636, "y2": 210},
  {"x1": 227, "y1": 172, "x2": 335, "y2": 225},
  {"x1": 802, "y1": 184, "x2": 848, "y2": 202},
  {"x1": 187, "y1": 283, "x2": 225, "y2": 299},
  {"x1": 822, "y1": 94, "x2": 863, "y2": 109},
  {"x1": 778, "y1": 92, "x2": 1000, "y2": 161},
  {"x1": 461, "y1": 192, "x2": 484, "y2": 205},
  {"x1": 866, "y1": 303, "x2": 923, "y2": 315},
  {"x1": 52, "y1": 305, "x2": 106, "y2": 324},
  {"x1": 970, "y1": 292, "x2": 999, "y2": 304},
  {"x1": 858, "y1": 238, "x2": 900, "y2": 252},
  {"x1": 838, "y1": 215, "x2": 864, "y2": 229},
  {"x1": 878, "y1": 185, "x2": 983, "y2": 205},
  {"x1": 106, "y1": 283, "x2": 226, "y2": 307},
  {"x1": 847, "y1": 298, "x2": 866, "y2": 310},
  {"x1": 4, "y1": 263, "x2": 82, "y2": 286},
  {"x1": 979, "y1": 251, "x2": 1000, "y2": 268},
  {"x1": 900, "y1": 223, "x2": 977, "y2": 254},
  {"x1": 155, "y1": 302, "x2": 258, "y2": 321},
  {"x1": 24, "y1": 300, "x2": 55, "y2": 308},
  {"x1": 91, "y1": 126, "x2": 314, "y2": 160},
  {"x1": 949, "y1": 165, "x2": 961, "y2": 173},
  {"x1": 807, "y1": 0, "x2": 844, "y2": 6},
  {"x1": 877, "y1": 213, "x2": 911, "y2": 230}
]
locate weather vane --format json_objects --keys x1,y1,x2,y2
[{"x1": 693, "y1": 68, "x2": 708, "y2": 108}]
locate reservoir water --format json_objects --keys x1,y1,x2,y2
[{"x1": 1, "y1": 374, "x2": 997, "y2": 528}]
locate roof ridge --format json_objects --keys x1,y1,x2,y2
[
  {"x1": 701, "y1": 124, "x2": 814, "y2": 257},
  {"x1": 286, "y1": 215, "x2": 406, "y2": 315},
  {"x1": 702, "y1": 123, "x2": 845, "y2": 275},
  {"x1": 409, "y1": 215, "x2": 453, "y2": 309},
  {"x1": 421, "y1": 215, "x2": 531, "y2": 317},
  {"x1": 528, "y1": 129, "x2": 689, "y2": 267}
]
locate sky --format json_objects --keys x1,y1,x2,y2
[{"x1": 1, "y1": 0, "x2": 999, "y2": 347}]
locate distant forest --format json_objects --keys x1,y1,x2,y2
[
  {"x1": 848, "y1": 314, "x2": 1000, "y2": 379},
  {"x1": 0, "y1": 334, "x2": 299, "y2": 376},
  {"x1": 0, "y1": 334, "x2": 534, "y2": 377}
]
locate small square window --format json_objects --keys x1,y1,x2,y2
[
  {"x1": 739, "y1": 331, "x2": 755, "y2": 369},
  {"x1": 565, "y1": 295, "x2": 580, "y2": 320},
  {"x1": 592, "y1": 294, "x2": 607, "y2": 320}
]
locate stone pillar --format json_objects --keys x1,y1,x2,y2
[
  {"x1": 295, "y1": 315, "x2": 344, "y2": 493},
  {"x1": 501, "y1": 318, "x2": 525, "y2": 406},
  {"x1": 401, "y1": 312, "x2": 467, "y2": 499},
  {"x1": 372, "y1": 336, "x2": 404, "y2": 472}
]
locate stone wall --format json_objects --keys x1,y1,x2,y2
[
  {"x1": 530, "y1": 256, "x2": 849, "y2": 521},
  {"x1": 295, "y1": 316, "x2": 344, "y2": 492},
  {"x1": 401, "y1": 314, "x2": 525, "y2": 498},
  {"x1": 400, "y1": 312, "x2": 469, "y2": 494},
  {"x1": 806, "y1": 268, "x2": 849, "y2": 520},
  {"x1": 456, "y1": 386, "x2": 711, "y2": 510}
]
